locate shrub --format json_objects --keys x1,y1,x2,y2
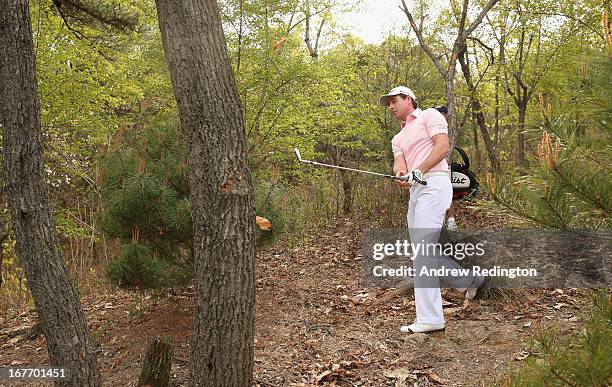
[
  {"x1": 496, "y1": 290, "x2": 611, "y2": 386},
  {"x1": 107, "y1": 243, "x2": 191, "y2": 288}
]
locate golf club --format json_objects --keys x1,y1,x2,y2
[{"x1": 293, "y1": 148, "x2": 426, "y2": 185}]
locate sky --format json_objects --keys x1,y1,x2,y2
[
  {"x1": 336, "y1": 0, "x2": 420, "y2": 43},
  {"x1": 335, "y1": 0, "x2": 414, "y2": 44},
  {"x1": 335, "y1": 0, "x2": 445, "y2": 44}
]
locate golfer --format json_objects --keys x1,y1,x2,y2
[{"x1": 380, "y1": 86, "x2": 482, "y2": 334}]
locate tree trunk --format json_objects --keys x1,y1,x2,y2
[
  {"x1": 138, "y1": 337, "x2": 173, "y2": 387},
  {"x1": 154, "y1": 1, "x2": 256, "y2": 386},
  {"x1": 445, "y1": 72, "x2": 459, "y2": 150},
  {"x1": 400, "y1": 0, "x2": 500, "y2": 157},
  {"x1": 458, "y1": 47, "x2": 500, "y2": 170},
  {"x1": 0, "y1": 2, "x2": 101, "y2": 386},
  {"x1": 0, "y1": 216, "x2": 9, "y2": 288},
  {"x1": 517, "y1": 105, "x2": 527, "y2": 166},
  {"x1": 338, "y1": 169, "x2": 353, "y2": 215},
  {"x1": 0, "y1": 212, "x2": 7, "y2": 289},
  {"x1": 472, "y1": 119, "x2": 482, "y2": 173}
]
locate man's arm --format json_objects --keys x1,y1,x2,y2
[
  {"x1": 393, "y1": 155, "x2": 410, "y2": 188},
  {"x1": 393, "y1": 154, "x2": 408, "y2": 175},
  {"x1": 415, "y1": 133, "x2": 450, "y2": 173}
]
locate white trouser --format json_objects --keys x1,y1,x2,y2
[{"x1": 407, "y1": 175, "x2": 453, "y2": 324}]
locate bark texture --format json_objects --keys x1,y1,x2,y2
[
  {"x1": 0, "y1": 1, "x2": 101, "y2": 386},
  {"x1": 138, "y1": 337, "x2": 173, "y2": 387},
  {"x1": 154, "y1": 1, "x2": 256, "y2": 386}
]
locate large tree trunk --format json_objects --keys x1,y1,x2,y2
[
  {"x1": 154, "y1": 1, "x2": 256, "y2": 386},
  {"x1": 0, "y1": 2, "x2": 101, "y2": 386}
]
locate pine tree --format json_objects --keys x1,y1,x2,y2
[
  {"x1": 99, "y1": 122, "x2": 193, "y2": 287},
  {"x1": 485, "y1": 53, "x2": 611, "y2": 229}
]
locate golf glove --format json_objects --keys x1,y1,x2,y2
[{"x1": 404, "y1": 169, "x2": 424, "y2": 186}]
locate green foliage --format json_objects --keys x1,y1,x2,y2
[
  {"x1": 255, "y1": 182, "x2": 288, "y2": 244},
  {"x1": 31, "y1": 0, "x2": 175, "y2": 192},
  {"x1": 106, "y1": 243, "x2": 191, "y2": 288},
  {"x1": 21, "y1": 0, "x2": 609, "y2": 292},
  {"x1": 99, "y1": 122, "x2": 192, "y2": 287},
  {"x1": 485, "y1": 53, "x2": 611, "y2": 228},
  {"x1": 497, "y1": 290, "x2": 612, "y2": 386},
  {"x1": 99, "y1": 122, "x2": 191, "y2": 244}
]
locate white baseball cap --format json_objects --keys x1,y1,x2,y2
[{"x1": 379, "y1": 86, "x2": 417, "y2": 106}]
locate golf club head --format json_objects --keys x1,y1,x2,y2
[{"x1": 293, "y1": 148, "x2": 303, "y2": 162}]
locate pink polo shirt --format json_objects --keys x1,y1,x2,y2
[{"x1": 391, "y1": 108, "x2": 449, "y2": 172}]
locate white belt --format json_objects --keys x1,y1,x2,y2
[{"x1": 423, "y1": 171, "x2": 450, "y2": 179}]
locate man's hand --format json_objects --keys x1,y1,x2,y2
[
  {"x1": 405, "y1": 169, "x2": 424, "y2": 186},
  {"x1": 395, "y1": 170, "x2": 411, "y2": 189}
]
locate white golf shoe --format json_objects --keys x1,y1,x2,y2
[{"x1": 400, "y1": 322, "x2": 446, "y2": 334}]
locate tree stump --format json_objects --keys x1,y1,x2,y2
[{"x1": 138, "y1": 336, "x2": 173, "y2": 387}]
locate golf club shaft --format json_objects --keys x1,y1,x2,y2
[
  {"x1": 294, "y1": 148, "x2": 426, "y2": 185},
  {"x1": 301, "y1": 159, "x2": 402, "y2": 180}
]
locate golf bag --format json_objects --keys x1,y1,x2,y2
[{"x1": 451, "y1": 146, "x2": 479, "y2": 200}]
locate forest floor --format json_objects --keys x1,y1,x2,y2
[{"x1": 0, "y1": 205, "x2": 591, "y2": 386}]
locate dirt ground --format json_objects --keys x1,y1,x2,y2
[{"x1": 0, "y1": 206, "x2": 590, "y2": 386}]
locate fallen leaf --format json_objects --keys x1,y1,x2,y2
[
  {"x1": 427, "y1": 370, "x2": 445, "y2": 384},
  {"x1": 404, "y1": 333, "x2": 429, "y2": 346},
  {"x1": 256, "y1": 216, "x2": 272, "y2": 230},
  {"x1": 568, "y1": 316, "x2": 579, "y2": 322},
  {"x1": 384, "y1": 368, "x2": 415, "y2": 382},
  {"x1": 553, "y1": 303, "x2": 566, "y2": 310},
  {"x1": 515, "y1": 350, "x2": 530, "y2": 361},
  {"x1": 444, "y1": 306, "x2": 465, "y2": 314},
  {"x1": 523, "y1": 321, "x2": 532, "y2": 328}
]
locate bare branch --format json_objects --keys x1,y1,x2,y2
[
  {"x1": 458, "y1": 0, "x2": 469, "y2": 34},
  {"x1": 399, "y1": 0, "x2": 445, "y2": 76},
  {"x1": 464, "y1": 0, "x2": 500, "y2": 37},
  {"x1": 314, "y1": 17, "x2": 325, "y2": 56},
  {"x1": 525, "y1": 10, "x2": 604, "y2": 39},
  {"x1": 467, "y1": 36, "x2": 493, "y2": 56},
  {"x1": 286, "y1": 6, "x2": 331, "y2": 36}
]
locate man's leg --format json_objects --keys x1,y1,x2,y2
[{"x1": 410, "y1": 178, "x2": 452, "y2": 325}]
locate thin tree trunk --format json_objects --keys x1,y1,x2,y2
[
  {"x1": 458, "y1": 47, "x2": 500, "y2": 170},
  {"x1": 154, "y1": 1, "x2": 256, "y2": 386},
  {"x1": 400, "y1": 0, "x2": 500, "y2": 156},
  {"x1": 517, "y1": 105, "x2": 527, "y2": 166},
  {"x1": 472, "y1": 119, "x2": 482, "y2": 172},
  {"x1": 338, "y1": 169, "x2": 353, "y2": 215},
  {"x1": 494, "y1": 72, "x2": 500, "y2": 145},
  {"x1": 0, "y1": 2, "x2": 101, "y2": 386}
]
